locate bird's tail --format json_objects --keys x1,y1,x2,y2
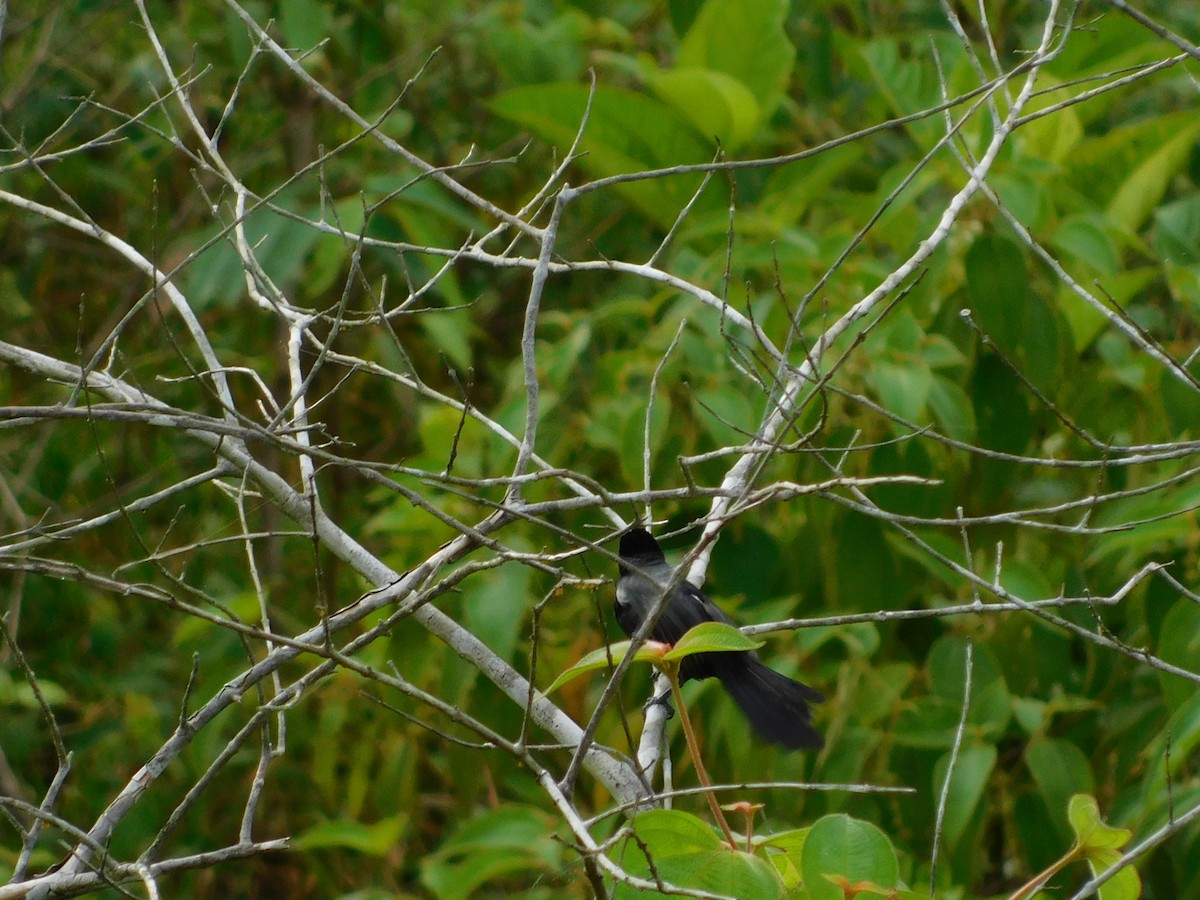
[{"x1": 715, "y1": 654, "x2": 825, "y2": 750}]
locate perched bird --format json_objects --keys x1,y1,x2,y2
[{"x1": 615, "y1": 528, "x2": 824, "y2": 750}]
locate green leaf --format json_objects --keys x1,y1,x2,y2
[
  {"x1": 868, "y1": 359, "x2": 933, "y2": 426},
  {"x1": 541, "y1": 323, "x2": 592, "y2": 393},
  {"x1": 855, "y1": 36, "x2": 955, "y2": 128},
  {"x1": 421, "y1": 806, "x2": 561, "y2": 900},
  {"x1": 922, "y1": 334, "x2": 969, "y2": 372},
  {"x1": 1068, "y1": 795, "x2": 1141, "y2": 900},
  {"x1": 927, "y1": 375, "x2": 976, "y2": 441},
  {"x1": 1026, "y1": 738, "x2": 1095, "y2": 844},
  {"x1": 929, "y1": 637, "x2": 1012, "y2": 737},
  {"x1": 406, "y1": 405, "x2": 486, "y2": 481},
  {"x1": 893, "y1": 636, "x2": 1013, "y2": 749},
  {"x1": 548, "y1": 622, "x2": 761, "y2": 693},
  {"x1": 620, "y1": 388, "x2": 671, "y2": 489},
  {"x1": 693, "y1": 382, "x2": 761, "y2": 445},
  {"x1": 647, "y1": 67, "x2": 760, "y2": 150},
  {"x1": 1015, "y1": 73, "x2": 1083, "y2": 163},
  {"x1": 1090, "y1": 476, "x2": 1200, "y2": 564},
  {"x1": 182, "y1": 200, "x2": 322, "y2": 311},
  {"x1": 630, "y1": 808, "x2": 723, "y2": 851},
  {"x1": 1154, "y1": 195, "x2": 1200, "y2": 265},
  {"x1": 490, "y1": 84, "x2": 717, "y2": 227},
  {"x1": 993, "y1": 558, "x2": 1056, "y2": 607},
  {"x1": 417, "y1": 309, "x2": 474, "y2": 372},
  {"x1": 464, "y1": 563, "x2": 531, "y2": 664},
  {"x1": 1087, "y1": 851, "x2": 1142, "y2": 900},
  {"x1": 294, "y1": 815, "x2": 408, "y2": 855},
  {"x1": 482, "y1": 11, "x2": 587, "y2": 85},
  {"x1": 664, "y1": 621, "x2": 764, "y2": 659},
  {"x1": 1157, "y1": 597, "x2": 1200, "y2": 711},
  {"x1": 971, "y1": 352, "x2": 1035, "y2": 456},
  {"x1": 545, "y1": 639, "x2": 664, "y2": 693},
  {"x1": 1068, "y1": 794, "x2": 1131, "y2": 852},
  {"x1": 989, "y1": 170, "x2": 1052, "y2": 230},
  {"x1": 1107, "y1": 119, "x2": 1200, "y2": 235},
  {"x1": 1012, "y1": 697, "x2": 1048, "y2": 735},
  {"x1": 965, "y1": 234, "x2": 1062, "y2": 390},
  {"x1": 1152, "y1": 348, "x2": 1200, "y2": 439},
  {"x1": 1049, "y1": 216, "x2": 1120, "y2": 275},
  {"x1": 933, "y1": 744, "x2": 997, "y2": 852},
  {"x1": 279, "y1": 0, "x2": 332, "y2": 55},
  {"x1": 800, "y1": 814, "x2": 899, "y2": 900},
  {"x1": 614, "y1": 809, "x2": 783, "y2": 900},
  {"x1": 855, "y1": 662, "x2": 915, "y2": 725},
  {"x1": 759, "y1": 144, "x2": 865, "y2": 224},
  {"x1": 1129, "y1": 693, "x2": 1200, "y2": 830},
  {"x1": 709, "y1": 523, "x2": 781, "y2": 604},
  {"x1": 668, "y1": 0, "x2": 706, "y2": 35},
  {"x1": 965, "y1": 234, "x2": 1026, "y2": 351},
  {"x1": 832, "y1": 622, "x2": 881, "y2": 658},
  {"x1": 0, "y1": 670, "x2": 70, "y2": 709},
  {"x1": 1065, "y1": 111, "x2": 1199, "y2": 218},
  {"x1": 758, "y1": 827, "x2": 808, "y2": 888},
  {"x1": 173, "y1": 589, "x2": 266, "y2": 646},
  {"x1": 677, "y1": 0, "x2": 794, "y2": 117},
  {"x1": 1054, "y1": 267, "x2": 1156, "y2": 353}
]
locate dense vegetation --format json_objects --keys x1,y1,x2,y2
[{"x1": 2, "y1": 1, "x2": 1199, "y2": 897}]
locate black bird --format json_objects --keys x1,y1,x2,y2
[{"x1": 615, "y1": 528, "x2": 824, "y2": 750}]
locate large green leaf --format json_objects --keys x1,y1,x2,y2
[
  {"x1": 420, "y1": 806, "x2": 561, "y2": 900},
  {"x1": 868, "y1": 358, "x2": 933, "y2": 426},
  {"x1": 481, "y1": 9, "x2": 588, "y2": 86},
  {"x1": 489, "y1": 83, "x2": 718, "y2": 227},
  {"x1": 647, "y1": 67, "x2": 760, "y2": 151},
  {"x1": 927, "y1": 375, "x2": 976, "y2": 441},
  {"x1": 614, "y1": 809, "x2": 783, "y2": 899},
  {"x1": 464, "y1": 562, "x2": 532, "y2": 664},
  {"x1": 545, "y1": 638, "x2": 659, "y2": 693},
  {"x1": 182, "y1": 200, "x2": 322, "y2": 311},
  {"x1": 800, "y1": 814, "x2": 899, "y2": 900},
  {"x1": 1156, "y1": 597, "x2": 1200, "y2": 711},
  {"x1": 1017, "y1": 77, "x2": 1084, "y2": 163},
  {"x1": 894, "y1": 636, "x2": 1011, "y2": 748},
  {"x1": 1064, "y1": 110, "x2": 1200, "y2": 233},
  {"x1": 853, "y1": 34, "x2": 966, "y2": 143},
  {"x1": 1107, "y1": 119, "x2": 1200, "y2": 236},
  {"x1": 677, "y1": 0, "x2": 794, "y2": 117},
  {"x1": 1054, "y1": 267, "x2": 1157, "y2": 353},
  {"x1": 1154, "y1": 194, "x2": 1200, "y2": 265},
  {"x1": 548, "y1": 621, "x2": 762, "y2": 693},
  {"x1": 1049, "y1": 215, "x2": 1120, "y2": 276},
  {"x1": 294, "y1": 814, "x2": 408, "y2": 855},
  {"x1": 664, "y1": 620, "x2": 763, "y2": 659},
  {"x1": 1026, "y1": 738, "x2": 1095, "y2": 845},
  {"x1": 1090, "y1": 477, "x2": 1200, "y2": 565},
  {"x1": 933, "y1": 744, "x2": 997, "y2": 852},
  {"x1": 965, "y1": 234, "x2": 1062, "y2": 390}
]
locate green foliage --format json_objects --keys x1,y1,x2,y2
[
  {"x1": 1069, "y1": 794, "x2": 1141, "y2": 900},
  {"x1": 3, "y1": 0, "x2": 1200, "y2": 897},
  {"x1": 491, "y1": 84, "x2": 718, "y2": 226},
  {"x1": 612, "y1": 809, "x2": 922, "y2": 898},
  {"x1": 419, "y1": 806, "x2": 565, "y2": 899},
  {"x1": 549, "y1": 620, "x2": 763, "y2": 692},
  {"x1": 614, "y1": 809, "x2": 782, "y2": 898}
]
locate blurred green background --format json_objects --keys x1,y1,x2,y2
[{"x1": 2, "y1": 0, "x2": 1200, "y2": 896}]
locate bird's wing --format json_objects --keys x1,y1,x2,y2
[{"x1": 650, "y1": 580, "x2": 735, "y2": 644}]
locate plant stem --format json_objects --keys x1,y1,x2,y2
[{"x1": 666, "y1": 665, "x2": 737, "y2": 847}]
